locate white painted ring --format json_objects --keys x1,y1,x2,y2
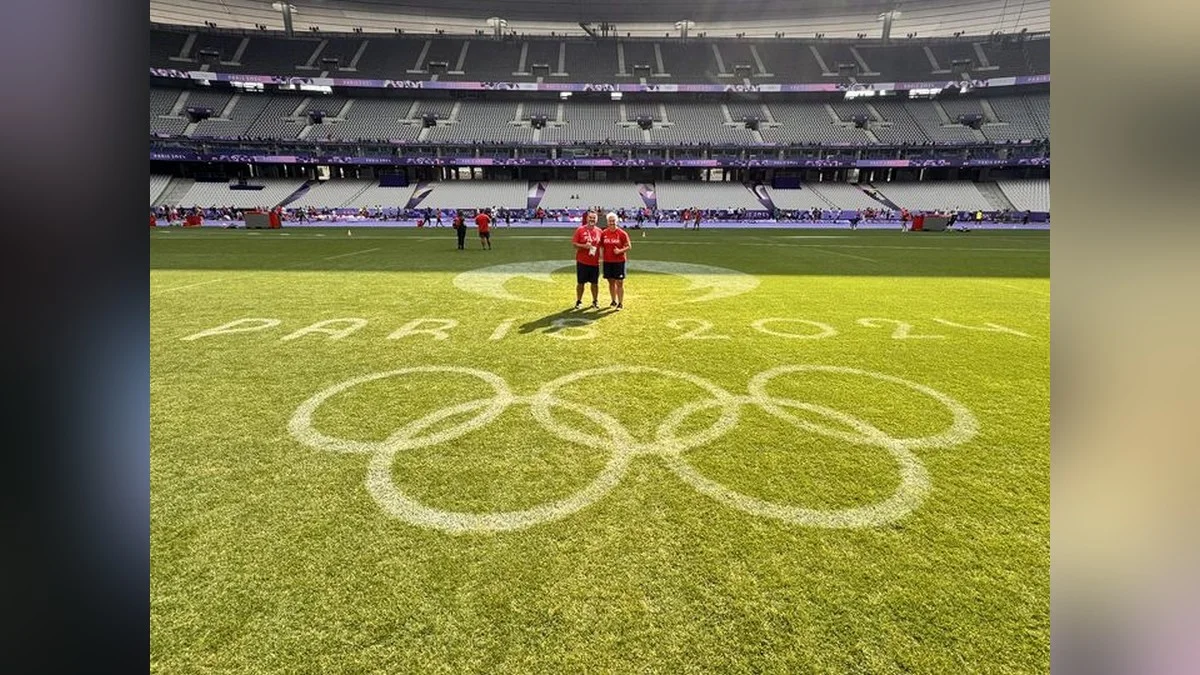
[
  {"x1": 289, "y1": 364, "x2": 978, "y2": 533},
  {"x1": 288, "y1": 366, "x2": 513, "y2": 454}
]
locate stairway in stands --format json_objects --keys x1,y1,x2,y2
[
  {"x1": 276, "y1": 180, "x2": 320, "y2": 209},
  {"x1": 975, "y1": 181, "x2": 1017, "y2": 211},
  {"x1": 857, "y1": 183, "x2": 902, "y2": 211},
  {"x1": 155, "y1": 177, "x2": 194, "y2": 207}
]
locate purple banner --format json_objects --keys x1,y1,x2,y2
[
  {"x1": 404, "y1": 181, "x2": 433, "y2": 209},
  {"x1": 636, "y1": 183, "x2": 657, "y2": 210},
  {"x1": 749, "y1": 183, "x2": 777, "y2": 212},
  {"x1": 151, "y1": 151, "x2": 1048, "y2": 168},
  {"x1": 151, "y1": 68, "x2": 1049, "y2": 94},
  {"x1": 526, "y1": 180, "x2": 548, "y2": 210}
]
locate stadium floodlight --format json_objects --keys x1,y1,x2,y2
[
  {"x1": 610, "y1": 92, "x2": 623, "y2": 100},
  {"x1": 486, "y1": 17, "x2": 508, "y2": 39},
  {"x1": 560, "y1": 91, "x2": 572, "y2": 100},
  {"x1": 877, "y1": 9, "x2": 899, "y2": 41}
]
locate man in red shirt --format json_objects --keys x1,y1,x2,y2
[
  {"x1": 599, "y1": 212, "x2": 631, "y2": 310},
  {"x1": 474, "y1": 208, "x2": 492, "y2": 250},
  {"x1": 571, "y1": 210, "x2": 603, "y2": 309}
]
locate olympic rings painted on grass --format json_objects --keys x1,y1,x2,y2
[{"x1": 288, "y1": 365, "x2": 978, "y2": 534}]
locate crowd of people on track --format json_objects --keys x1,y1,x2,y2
[{"x1": 152, "y1": 203, "x2": 1037, "y2": 228}]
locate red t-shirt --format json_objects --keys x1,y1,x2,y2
[
  {"x1": 600, "y1": 227, "x2": 630, "y2": 263},
  {"x1": 572, "y1": 224, "x2": 602, "y2": 265},
  {"x1": 474, "y1": 213, "x2": 490, "y2": 232}
]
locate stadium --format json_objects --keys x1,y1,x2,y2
[{"x1": 150, "y1": 0, "x2": 1050, "y2": 671}]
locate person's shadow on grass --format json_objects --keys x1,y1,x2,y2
[{"x1": 518, "y1": 305, "x2": 616, "y2": 335}]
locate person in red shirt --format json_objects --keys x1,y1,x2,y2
[
  {"x1": 571, "y1": 210, "x2": 603, "y2": 309},
  {"x1": 453, "y1": 210, "x2": 466, "y2": 249},
  {"x1": 599, "y1": 212, "x2": 631, "y2": 310},
  {"x1": 474, "y1": 208, "x2": 492, "y2": 250}
]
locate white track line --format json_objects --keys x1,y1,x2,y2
[
  {"x1": 324, "y1": 248, "x2": 381, "y2": 260},
  {"x1": 151, "y1": 278, "x2": 226, "y2": 295},
  {"x1": 982, "y1": 280, "x2": 1051, "y2": 298},
  {"x1": 808, "y1": 247, "x2": 878, "y2": 263},
  {"x1": 156, "y1": 248, "x2": 382, "y2": 301}
]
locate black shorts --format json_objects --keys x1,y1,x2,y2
[
  {"x1": 602, "y1": 261, "x2": 626, "y2": 280},
  {"x1": 576, "y1": 262, "x2": 599, "y2": 284}
]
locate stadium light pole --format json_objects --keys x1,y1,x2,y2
[
  {"x1": 676, "y1": 20, "x2": 695, "y2": 41},
  {"x1": 486, "y1": 17, "x2": 508, "y2": 40},
  {"x1": 877, "y1": 8, "x2": 900, "y2": 42}
]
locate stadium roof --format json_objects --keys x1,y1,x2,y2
[
  {"x1": 150, "y1": 0, "x2": 1049, "y2": 38},
  {"x1": 295, "y1": 0, "x2": 899, "y2": 23}
]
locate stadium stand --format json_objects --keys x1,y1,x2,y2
[
  {"x1": 343, "y1": 182, "x2": 423, "y2": 209},
  {"x1": 416, "y1": 181, "x2": 529, "y2": 211},
  {"x1": 542, "y1": 102, "x2": 642, "y2": 143},
  {"x1": 150, "y1": 175, "x2": 173, "y2": 205},
  {"x1": 870, "y1": 181, "x2": 993, "y2": 211},
  {"x1": 805, "y1": 183, "x2": 891, "y2": 210},
  {"x1": 653, "y1": 41, "x2": 720, "y2": 81},
  {"x1": 148, "y1": 4, "x2": 1049, "y2": 223},
  {"x1": 855, "y1": 44, "x2": 930, "y2": 77},
  {"x1": 725, "y1": 101, "x2": 768, "y2": 122},
  {"x1": 421, "y1": 38, "x2": 468, "y2": 75},
  {"x1": 1025, "y1": 94, "x2": 1051, "y2": 136},
  {"x1": 151, "y1": 28, "x2": 1049, "y2": 83},
  {"x1": 151, "y1": 0, "x2": 1048, "y2": 39},
  {"x1": 173, "y1": 178, "x2": 307, "y2": 209},
  {"x1": 150, "y1": 89, "x2": 189, "y2": 136},
  {"x1": 460, "y1": 40, "x2": 524, "y2": 80},
  {"x1": 242, "y1": 96, "x2": 308, "y2": 139},
  {"x1": 149, "y1": 28, "x2": 187, "y2": 63},
  {"x1": 150, "y1": 176, "x2": 1050, "y2": 217},
  {"x1": 867, "y1": 101, "x2": 930, "y2": 145},
  {"x1": 539, "y1": 182, "x2": 643, "y2": 211},
  {"x1": 569, "y1": 42, "x2": 624, "y2": 81},
  {"x1": 236, "y1": 36, "x2": 316, "y2": 73},
  {"x1": 619, "y1": 41, "x2": 662, "y2": 77},
  {"x1": 751, "y1": 42, "x2": 827, "y2": 81},
  {"x1": 425, "y1": 101, "x2": 537, "y2": 144},
  {"x1": 313, "y1": 98, "x2": 421, "y2": 141},
  {"x1": 997, "y1": 179, "x2": 1049, "y2": 212},
  {"x1": 192, "y1": 93, "x2": 274, "y2": 138},
  {"x1": 174, "y1": 89, "x2": 235, "y2": 123},
  {"x1": 761, "y1": 185, "x2": 836, "y2": 211},
  {"x1": 903, "y1": 100, "x2": 981, "y2": 144},
  {"x1": 982, "y1": 95, "x2": 1044, "y2": 141},
  {"x1": 759, "y1": 102, "x2": 873, "y2": 145},
  {"x1": 319, "y1": 37, "x2": 372, "y2": 72},
  {"x1": 650, "y1": 103, "x2": 757, "y2": 145},
  {"x1": 191, "y1": 33, "x2": 244, "y2": 64},
  {"x1": 655, "y1": 182, "x2": 764, "y2": 210},
  {"x1": 149, "y1": 88, "x2": 1050, "y2": 147},
  {"x1": 289, "y1": 180, "x2": 374, "y2": 208}
]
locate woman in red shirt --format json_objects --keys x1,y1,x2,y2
[{"x1": 599, "y1": 212, "x2": 631, "y2": 310}]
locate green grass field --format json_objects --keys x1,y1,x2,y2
[{"x1": 150, "y1": 226, "x2": 1049, "y2": 674}]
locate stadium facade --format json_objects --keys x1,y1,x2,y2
[{"x1": 149, "y1": 0, "x2": 1049, "y2": 220}]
